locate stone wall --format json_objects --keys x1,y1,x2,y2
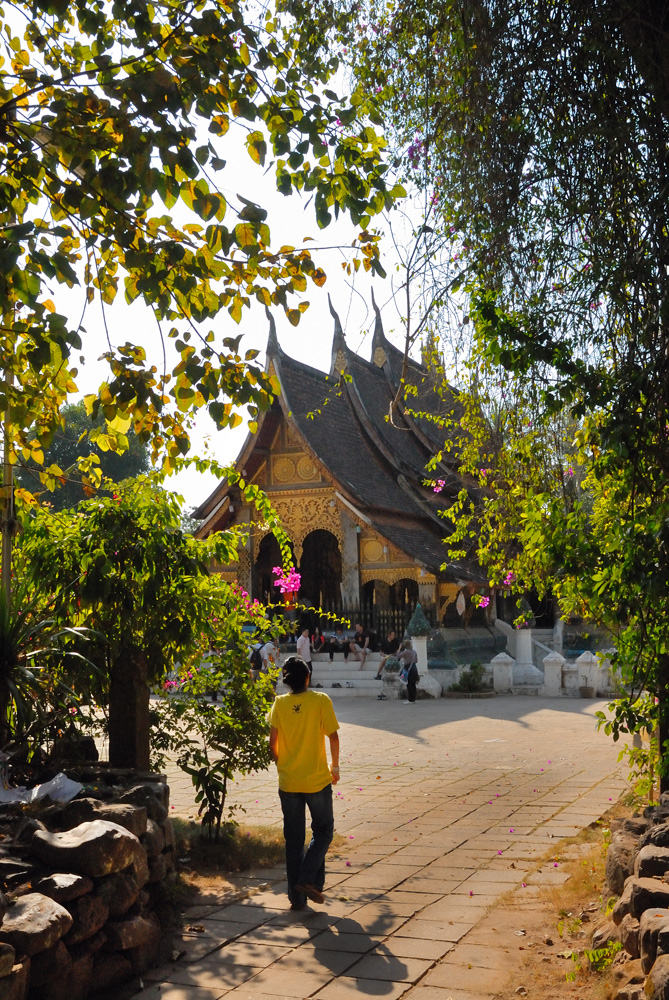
[
  {"x1": 0, "y1": 768, "x2": 177, "y2": 999},
  {"x1": 597, "y1": 796, "x2": 669, "y2": 999}
]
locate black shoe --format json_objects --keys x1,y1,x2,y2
[
  {"x1": 290, "y1": 901, "x2": 307, "y2": 911},
  {"x1": 294, "y1": 883, "x2": 325, "y2": 904}
]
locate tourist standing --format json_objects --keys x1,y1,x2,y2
[
  {"x1": 398, "y1": 640, "x2": 419, "y2": 703},
  {"x1": 296, "y1": 626, "x2": 313, "y2": 677},
  {"x1": 268, "y1": 656, "x2": 340, "y2": 910}
]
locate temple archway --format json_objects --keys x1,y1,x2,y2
[
  {"x1": 390, "y1": 578, "x2": 419, "y2": 612},
  {"x1": 255, "y1": 533, "x2": 295, "y2": 604},
  {"x1": 299, "y1": 529, "x2": 342, "y2": 609},
  {"x1": 362, "y1": 579, "x2": 391, "y2": 610}
]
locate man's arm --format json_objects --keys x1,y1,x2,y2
[
  {"x1": 328, "y1": 731, "x2": 340, "y2": 785},
  {"x1": 269, "y1": 726, "x2": 279, "y2": 763}
]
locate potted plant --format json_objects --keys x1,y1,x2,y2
[{"x1": 579, "y1": 674, "x2": 595, "y2": 698}]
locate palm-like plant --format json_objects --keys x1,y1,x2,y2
[{"x1": 0, "y1": 586, "x2": 98, "y2": 751}]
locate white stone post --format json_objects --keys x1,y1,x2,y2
[
  {"x1": 575, "y1": 651, "x2": 598, "y2": 691},
  {"x1": 491, "y1": 652, "x2": 514, "y2": 693},
  {"x1": 515, "y1": 628, "x2": 533, "y2": 667},
  {"x1": 542, "y1": 651, "x2": 566, "y2": 697},
  {"x1": 413, "y1": 636, "x2": 428, "y2": 674},
  {"x1": 513, "y1": 628, "x2": 544, "y2": 684}
]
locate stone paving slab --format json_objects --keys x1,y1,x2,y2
[{"x1": 134, "y1": 696, "x2": 628, "y2": 1000}]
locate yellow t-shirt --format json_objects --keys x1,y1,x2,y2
[{"x1": 268, "y1": 690, "x2": 339, "y2": 793}]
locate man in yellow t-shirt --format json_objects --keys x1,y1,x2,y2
[{"x1": 268, "y1": 656, "x2": 340, "y2": 910}]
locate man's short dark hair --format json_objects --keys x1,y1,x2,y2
[{"x1": 283, "y1": 656, "x2": 310, "y2": 692}]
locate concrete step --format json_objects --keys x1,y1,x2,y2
[
  {"x1": 311, "y1": 652, "x2": 383, "y2": 663},
  {"x1": 277, "y1": 680, "x2": 388, "y2": 698}
]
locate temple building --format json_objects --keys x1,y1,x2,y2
[{"x1": 193, "y1": 299, "x2": 491, "y2": 631}]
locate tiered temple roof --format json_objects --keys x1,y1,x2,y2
[{"x1": 194, "y1": 299, "x2": 484, "y2": 586}]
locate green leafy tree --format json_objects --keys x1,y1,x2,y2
[
  {"x1": 0, "y1": 0, "x2": 401, "y2": 492},
  {"x1": 18, "y1": 469, "x2": 291, "y2": 767},
  {"x1": 312, "y1": 0, "x2": 669, "y2": 782},
  {"x1": 16, "y1": 401, "x2": 150, "y2": 510}
]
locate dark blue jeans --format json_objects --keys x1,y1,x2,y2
[{"x1": 279, "y1": 784, "x2": 334, "y2": 906}]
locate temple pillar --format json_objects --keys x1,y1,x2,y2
[{"x1": 339, "y1": 511, "x2": 359, "y2": 606}]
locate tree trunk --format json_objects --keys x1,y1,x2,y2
[
  {"x1": 108, "y1": 647, "x2": 150, "y2": 770},
  {"x1": 658, "y1": 653, "x2": 669, "y2": 795}
]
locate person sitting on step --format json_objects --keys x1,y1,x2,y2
[
  {"x1": 375, "y1": 629, "x2": 401, "y2": 679},
  {"x1": 327, "y1": 626, "x2": 349, "y2": 662}
]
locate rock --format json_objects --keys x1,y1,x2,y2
[
  {"x1": 592, "y1": 916, "x2": 619, "y2": 950},
  {"x1": 615, "y1": 986, "x2": 644, "y2": 1000},
  {"x1": 0, "y1": 890, "x2": 7, "y2": 925},
  {"x1": 630, "y1": 878, "x2": 669, "y2": 918},
  {"x1": 623, "y1": 817, "x2": 650, "y2": 836},
  {"x1": 0, "y1": 959, "x2": 29, "y2": 1000},
  {"x1": 92, "y1": 952, "x2": 132, "y2": 989},
  {"x1": 126, "y1": 913, "x2": 161, "y2": 974},
  {"x1": 104, "y1": 913, "x2": 160, "y2": 951},
  {"x1": 64, "y1": 892, "x2": 109, "y2": 946},
  {"x1": 613, "y1": 879, "x2": 636, "y2": 924},
  {"x1": 162, "y1": 819, "x2": 174, "y2": 851},
  {"x1": 31, "y1": 821, "x2": 140, "y2": 877},
  {"x1": 29, "y1": 940, "x2": 72, "y2": 988},
  {"x1": 639, "y1": 906, "x2": 669, "y2": 973},
  {"x1": 163, "y1": 848, "x2": 175, "y2": 873},
  {"x1": 147, "y1": 853, "x2": 167, "y2": 883},
  {"x1": 641, "y1": 823, "x2": 669, "y2": 850},
  {"x1": 65, "y1": 951, "x2": 94, "y2": 1000},
  {"x1": 607, "y1": 831, "x2": 640, "y2": 895},
  {"x1": 12, "y1": 818, "x2": 47, "y2": 848},
  {"x1": 0, "y1": 860, "x2": 36, "y2": 890},
  {"x1": 416, "y1": 673, "x2": 442, "y2": 698},
  {"x1": 93, "y1": 803, "x2": 147, "y2": 838},
  {"x1": 95, "y1": 872, "x2": 139, "y2": 918},
  {"x1": 635, "y1": 845, "x2": 669, "y2": 879},
  {"x1": 54, "y1": 799, "x2": 98, "y2": 831},
  {"x1": 645, "y1": 951, "x2": 669, "y2": 998},
  {"x1": 38, "y1": 951, "x2": 94, "y2": 1000},
  {"x1": 0, "y1": 943, "x2": 14, "y2": 978},
  {"x1": 116, "y1": 786, "x2": 167, "y2": 824},
  {"x1": 620, "y1": 913, "x2": 640, "y2": 958},
  {"x1": 0, "y1": 893, "x2": 72, "y2": 956},
  {"x1": 34, "y1": 873, "x2": 94, "y2": 904},
  {"x1": 129, "y1": 848, "x2": 150, "y2": 889},
  {"x1": 142, "y1": 818, "x2": 165, "y2": 858},
  {"x1": 77, "y1": 929, "x2": 107, "y2": 954}
]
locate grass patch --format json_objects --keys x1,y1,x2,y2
[{"x1": 172, "y1": 818, "x2": 346, "y2": 875}]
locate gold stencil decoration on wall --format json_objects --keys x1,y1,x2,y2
[
  {"x1": 272, "y1": 456, "x2": 296, "y2": 484},
  {"x1": 296, "y1": 455, "x2": 318, "y2": 481},
  {"x1": 362, "y1": 539, "x2": 384, "y2": 563},
  {"x1": 361, "y1": 567, "x2": 419, "y2": 586},
  {"x1": 253, "y1": 492, "x2": 342, "y2": 557}
]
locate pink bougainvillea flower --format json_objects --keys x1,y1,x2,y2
[
  {"x1": 479, "y1": 596, "x2": 490, "y2": 608},
  {"x1": 433, "y1": 479, "x2": 446, "y2": 493}
]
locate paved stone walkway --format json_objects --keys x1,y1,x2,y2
[{"x1": 137, "y1": 696, "x2": 628, "y2": 1000}]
